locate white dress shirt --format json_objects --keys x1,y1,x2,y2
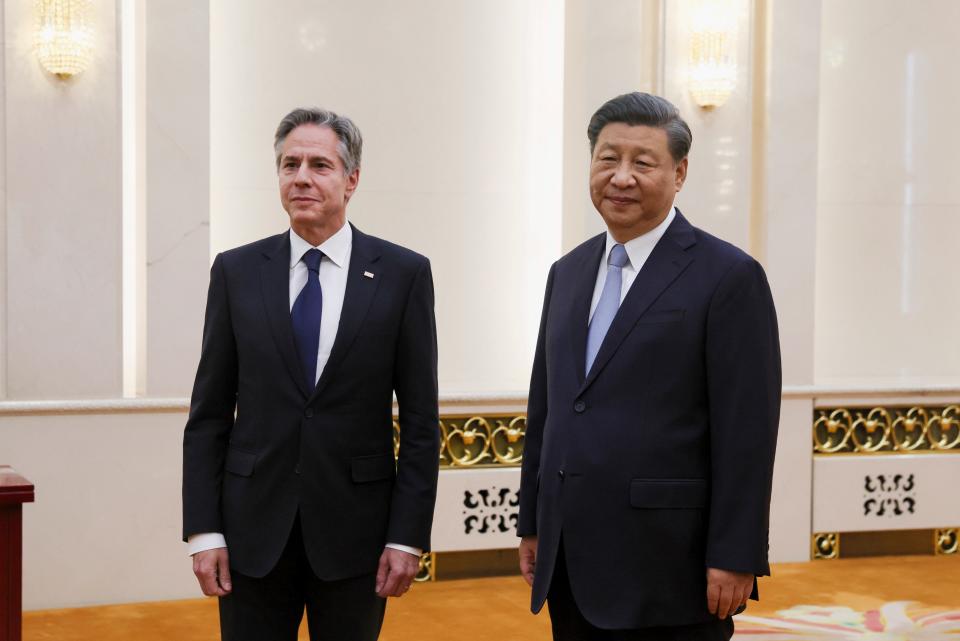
[
  {"x1": 589, "y1": 206, "x2": 677, "y2": 322},
  {"x1": 188, "y1": 222, "x2": 421, "y2": 557}
]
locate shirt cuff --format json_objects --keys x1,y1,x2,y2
[
  {"x1": 385, "y1": 542, "x2": 422, "y2": 557},
  {"x1": 187, "y1": 532, "x2": 227, "y2": 556}
]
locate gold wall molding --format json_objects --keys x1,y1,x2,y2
[
  {"x1": 415, "y1": 552, "x2": 436, "y2": 582},
  {"x1": 935, "y1": 528, "x2": 958, "y2": 555},
  {"x1": 812, "y1": 532, "x2": 840, "y2": 560},
  {"x1": 394, "y1": 414, "x2": 527, "y2": 468},
  {"x1": 813, "y1": 529, "x2": 960, "y2": 559},
  {"x1": 813, "y1": 405, "x2": 960, "y2": 454}
]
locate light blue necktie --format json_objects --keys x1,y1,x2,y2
[{"x1": 586, "y1": 243, "x2": 629, "y2": 373}]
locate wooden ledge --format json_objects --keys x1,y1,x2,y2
[{"x1": 0, "y1": 466, "x2": 34, "y2": 506}]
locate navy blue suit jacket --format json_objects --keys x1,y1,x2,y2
[
  {"x1": 518, "y1": 211, "x2": 781, "y2": 629},
  {"x1": 182, "y1": 225, "x2": 439, "y2": 580}
]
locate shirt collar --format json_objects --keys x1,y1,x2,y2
[
  {"x1": 604, "y1": 205, "x2": 676, "y2": 268},
  {"x1": 289, "y1": 222, "x2": 353, "y2": 269}
]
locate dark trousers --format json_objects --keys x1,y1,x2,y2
[
  {"x1": 218, "y1": 514, "x2": 386, "y2": 641},
  {"x1": 547, "y1": 541, "x2": 734, "y2": 641}
]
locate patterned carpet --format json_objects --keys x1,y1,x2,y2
[{"x1": 737, "y1": 602, "x2": 960, "y2": 638}]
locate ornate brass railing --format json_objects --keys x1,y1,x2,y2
[
  {"x1": 813, "y1": 405, "x2": 960, "y2": 454},
  {"x1": 394, "y1": 414, "x2": 527, "y2": 468}
]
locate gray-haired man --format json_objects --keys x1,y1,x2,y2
[{"x1": 183, "y1": 108, "x2": 440, "y2": 640}]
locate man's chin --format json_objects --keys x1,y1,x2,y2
[{"x1": 288, "y1": 209, "x2": 323, "y2": 224}]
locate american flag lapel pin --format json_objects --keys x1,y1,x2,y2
[{"x1": 363, "y1": 271, "x2": 375, "y2": 279}]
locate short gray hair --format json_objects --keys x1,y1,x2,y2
[
  {"x1": 274, "y1": 107, "x2": 363, "y2": 175},
  {"x1": 587, "y1": 92, "x2": 692, "y2": 163}
]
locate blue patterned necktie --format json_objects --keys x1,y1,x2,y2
[
  {"x1": 291, "y1": 248, "x2": 324, "y2": 389},
  {"x1": 586, "y1": 243, "x2": 629, "y2": 373}
]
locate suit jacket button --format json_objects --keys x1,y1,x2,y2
[
  {"x1": 573, "y1": 400, "x2": 586, "y2": 413},
  {"x1": 305, "y1": 408, "x2": 314, "y2": 418}
]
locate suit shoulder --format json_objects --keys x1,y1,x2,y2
[
  {"x1": 691, "y1": 226, "x2": 761, "y2": 273},
  {"x1": 364, "y1": 233, "x2": 431, "y2": 271},
  {"x1": 216, "y1": 233, "x2": 286, "y2": 264},
  {"x1": 554, "y1": 233, "x2": 605, "y2": 269}
]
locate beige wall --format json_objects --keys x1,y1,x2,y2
[
  {"x1": 4, "y1": 409, "x2": 195, "y2": 608},
  {"x1": 3, "y1": 0, "x2": 123, "y2": 399},
  {"x1": 815, "y1": 0, "x2": 960, "y2": 387}
]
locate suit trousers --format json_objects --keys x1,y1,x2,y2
[
  {"x1": 547, "y1": 539, "x2": 733, "y2": 641},
  {"x1": 218, "y1": 513, "x2": 386, "y2": 641}
]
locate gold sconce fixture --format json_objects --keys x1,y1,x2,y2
[
  {"x1": 34, "y1": 0, "x2": 94, "y2": 79},
  {"x1": 688, "y1": 2, "x2": 738, "y2": 109}
]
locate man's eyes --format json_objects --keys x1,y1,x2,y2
[
  {"x1": 597, "y1": 156, "x2": 651, "y2": 167},
  {"x1": 282, "y1": 160, "x2": 331, "y2": 170}
]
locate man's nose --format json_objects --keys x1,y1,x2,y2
[
  {"x1": 294, "y1": 162, "x2": 310, "y2": 185},
  {"x1": 610, "y1": 162, "x2": 635, "y2": 188}
]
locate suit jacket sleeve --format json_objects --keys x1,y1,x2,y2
[
  {"x1": 704, "y1": 258, "x2": 781, "y2": 576},
  {"x1": 182, "y1": 254, "x2": 238, "y2": 541},
  {"x1": 517, "y1": 263, "x2": 556, "y2": 537},
  {"x1": 387, "y1": 258, "x2": 440, "y2": 550}
]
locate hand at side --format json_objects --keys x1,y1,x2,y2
[
  {"x1": 193, "y1": 547, "x2": 232, "y2": 597},
  {"x1": 706, "y1": 567, "x2": 753, "y2": 619},
  {"x1": 518, "y1": 536, "x2": 538, "y2": 587},
  {"x1": 375, "y1": 547, "x2": 420, "y2": 598}
]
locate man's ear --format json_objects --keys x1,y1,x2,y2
[
  {"x1": 344, "y1": 168, "x2": 360, "y2": 203},
  {"x1": 674, "y1": 157, "x2": 688, "y2": 191}
]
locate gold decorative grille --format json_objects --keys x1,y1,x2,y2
[
  {"x1": 813, "y1": 406, "x2": 960, "y2": 454},
  {"x1": 393, "y1": 414, "x2": 527, "y2": 468}
]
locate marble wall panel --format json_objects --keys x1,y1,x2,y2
[
  {"x1": 145, "y1": 0, "x2": 210, "y2": 397},
  {"x1": 762, "y1": 0, "x2": 820, "y2": 388},
  {"x1": 769, "y1": 398, "x2": 814, "y2": 562},
  {"x1": 432, "y1": 467, "x2": 521, "y2": 552},
  {"x1": 813, "y1": 454, "x2": 960, "y2": 533},
  {"x1": 1, "y1": 411, "x2": 195, "y2": 609},
  {"x1": 0, "y1": 1, "x2": 7, "y2": 396},
  {"x1": 662, "y1": 0, "x2": 755, "y2": 251},
  {"x1": 816, "y1": 0, "x2": 960, "y2": 386},
  {"x1": 3, "y1": 0, "x2": 123, "y2": 398}
]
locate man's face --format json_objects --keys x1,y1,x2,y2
[
  {"x1": 278, "y1": 124, "x2": 359, "y2": 234},
  {"x1": 589, "y1": 123, "x2": 687, "y2": 241}
]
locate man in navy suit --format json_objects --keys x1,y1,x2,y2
[
  {"x1": 183, "y1": 108, "x2": 439, "y2": 641},
  {"x1": 518, "y1": 92, "x2": 781, "y2": 640}
]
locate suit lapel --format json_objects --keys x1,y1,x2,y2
[
  {"x1": 569, "y1": 234, "x2": 606, "y2": 385},
  {"x1": 309, "y1": 224, "x2": 382, "y2": 403},
  {"x1": 579, "y1": 211, "x2": 697, "y2": 394},
  {"x1": 260, "y1": 231, "x2": 311, "y2": 398}
]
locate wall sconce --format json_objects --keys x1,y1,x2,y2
[
  {"x1": 688, "y1": 4, "x2": 738, "y2": 109},
  {"x1": 34, "y1": 0, "x2": 94, "y2": 79}
]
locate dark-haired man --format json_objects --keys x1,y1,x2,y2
[
  {"x1": 518, "y1": 92, "x2": 781, "y2": 640},
  {"x1": 183, "y1": 108, "x2": 440, "y2": 641}
]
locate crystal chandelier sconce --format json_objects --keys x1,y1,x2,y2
[
  {"x1": 34, "y1": 0, "x2": 94, "y2": 79},
  {"x1": 688, "y1": 4, "x2": 737, "y2": 109}
]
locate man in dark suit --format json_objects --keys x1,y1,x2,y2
[
  {"x1": 183, "y1": 108, "x2": 439, "y2": 641},
  {"x1": 517, "y1": 92, "x2": 781, "y2": 640}
]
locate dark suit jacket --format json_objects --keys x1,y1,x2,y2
[
  {"x1": 182, "y1": 224, "x2": 439, "y2": 580},
  {"x1": 518, "y1": 211, "x2": 781, "y2": 629}
]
